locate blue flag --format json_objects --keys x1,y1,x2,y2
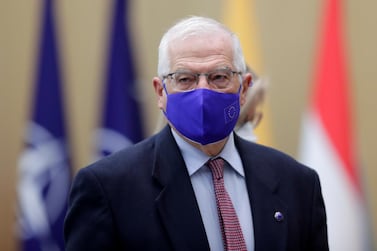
[
  {"x1": 95, "y1": 0, "x2": 144, "y2": 158},
  {"x1": 18, "y1": 0, "x2": 71, "y2": 250}
]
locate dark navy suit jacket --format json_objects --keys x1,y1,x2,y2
[{"x1": 64, "y1": 126, "x2": 328, "y2": 250}]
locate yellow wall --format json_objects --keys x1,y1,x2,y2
[{"x1": 1, "y1": 0, "x2": 376, "y2": 249}]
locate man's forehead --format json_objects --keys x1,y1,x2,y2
[{"x1": 168, "y1": 35, "x2": 232, "y2": 58}]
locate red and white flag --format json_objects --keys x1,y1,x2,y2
[{"x1": 298, "y1": 0, "x2": 371, "y2": 250}]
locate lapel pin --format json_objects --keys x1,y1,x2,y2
[{"x1": 274, "y1": 211, "x2": 284, "y2": 222}]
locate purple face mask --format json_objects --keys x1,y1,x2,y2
[{"x1": 163, "y1": 86, "x2": 241, "y2": 145}]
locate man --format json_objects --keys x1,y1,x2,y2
[{"x1": 64, "y1": 16, "x2": 328, "y2": 251}]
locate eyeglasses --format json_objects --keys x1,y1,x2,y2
[{"x1": 162, "y1": 68, "x2": 242, "y2": 91}]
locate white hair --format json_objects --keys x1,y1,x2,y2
[{"x1": 157, "y1": 16, "x2": 246, "y2": 77}]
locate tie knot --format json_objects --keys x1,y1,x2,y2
[{"x1": 208, "y1": 157, "x2": 225, "y2": 180}]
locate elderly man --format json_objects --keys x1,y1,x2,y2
[{"x1": 64, "y1": 16, "x2": 328, "y2": 251}]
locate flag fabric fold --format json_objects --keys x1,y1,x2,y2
[
  {"x1": 299, "y1": 0, "x2": 371, "y2": 250},
  {"x1": 95, "y1": 0, "x2": 143, "y2": 159},
  {"x1": 18, "y1": 0, "x2": 71, "y2": 250}
]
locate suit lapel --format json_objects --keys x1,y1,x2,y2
[
  {"x1": 152, "y1": 129, "x2": 288, "y2": 250},
  {"x1": 153, "y1": 127, "x2": 209, "y2": 251},
  {"x1": 235, "y1": 135, "x2": 288, "y2": 251}
]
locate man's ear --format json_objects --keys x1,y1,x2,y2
[{"x1": 153, "y1": 77, "x2": 165, "y2": 109}]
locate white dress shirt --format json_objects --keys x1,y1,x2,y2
[{"x1": 171, "y1": 130, "x2": 255, "y2": 251}]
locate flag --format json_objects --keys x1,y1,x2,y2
[
  {"x1": 94, "y1": 0, "x2": 143, "y2": 159},
  {"x1": 223, "y1": 0, "x2": 274, "y2": 146},
  {"x1": 298, "y1": 0, "x2": 372, "y2": 250},
  {"x1": 18, "y1": 0, "x2": 71, "y2": 250}
]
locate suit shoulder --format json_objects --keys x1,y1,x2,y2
[
  {"x1": 80, "y1": 134, "x2": 158, "y2": 177},
  {"x1": 236, "y1": 137, "x2": 318, "y2": 178}
]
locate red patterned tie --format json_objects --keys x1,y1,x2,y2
[{"x1": 208, "y1": 158, "x2": 247, "y2": 251}]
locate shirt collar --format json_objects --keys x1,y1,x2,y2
[{"x1": 171, "y1": 129, "x2": 244, "y2": 177}]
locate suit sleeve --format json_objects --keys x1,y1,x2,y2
[
  {"x1": 64, "y1": 167, "x2": 118, "y2": 251},
  {"x1": 309, "y1": 171, "x2": 329, "y2": 251}
]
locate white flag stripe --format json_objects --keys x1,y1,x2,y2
[{"x1": 299, "y1": 109, "x2": 369, "y2": 251}]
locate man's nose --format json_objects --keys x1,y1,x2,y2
[{"x1": 196, "y1": 74, "x2": 211, "y2": 89}]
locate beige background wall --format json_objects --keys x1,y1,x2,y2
[{"x1": 0, "y1": 0, "x2": 376, "y2": 250}]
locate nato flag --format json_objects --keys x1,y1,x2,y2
[
  {"x1": 18, "y1": 0, "x2": 71, "y2": 250},
  {"x1": 95, "y1": 0, "x2": 144, "y2": 159}
]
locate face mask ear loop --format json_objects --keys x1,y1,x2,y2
[
  {"x1": 237, "y1": 83, "x2": 242, "y2": 94},
  {"x1": 162, "y1": 81, "x2": 170, "y2": 95},
  {"x1": 161, "y1": 81, "x2": 170, "y2": 118}
]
